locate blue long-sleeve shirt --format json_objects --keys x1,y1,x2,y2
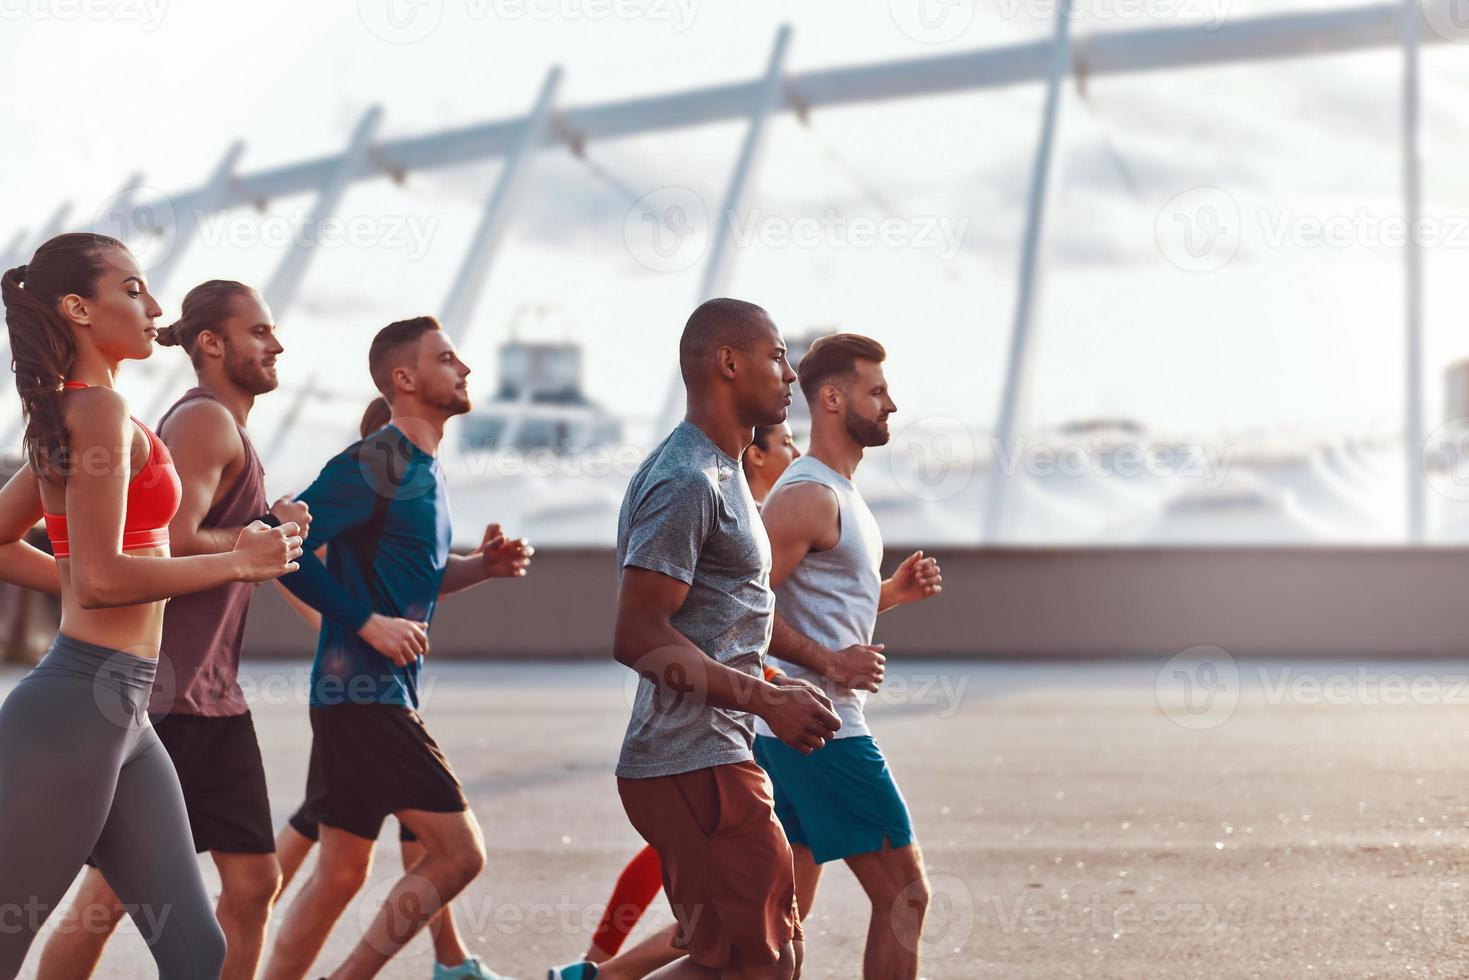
[{"x1": 283, "y1": 424, "x2": 452, "y2": 708}]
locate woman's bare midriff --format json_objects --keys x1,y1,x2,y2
[{"x1": 53, "y1": 545, "x2": 170, "y2": 659}]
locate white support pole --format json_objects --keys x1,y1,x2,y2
[
  {"x1": 101, "y1": 2, "x2": 1459, "y2": 218},
  {"x1": 31, "y1": 202, "x2": 72, "y2": 250},
  {"x1": 264, "y1": 106, "x2": 384, "y2": 315},
  {"x1": 982, "y1": 0, "x2": 1074, "y2": 543},
  {"x1": 0, "y1": 228, "x2": 27, "y2": 272},
  {"x1": 149, "y1": 141, "x2": 247, "y2": 294},
  {"x1": 440, "y1": 67, "x2": 563, "y2": 344},
  {"x1": 260, "y1": 107, "x2": 386, "y2": 465},
  {"x1": 1402, "y1": 0, "x2": 1425, "y2": 542},
  {"x1": 485, "y1": 77, "x2": 567, "y2": 451},
  {"x1": 0, "y1": 205, "x2": 73, "y2": 450},
  {"x1": 653, "y1": 25, "x2": 792, "y2": 437},
  {"x1": 90, "y1": 172, "x2": 144, "y2": 235},
  {"x1": 139, "y1": 142, "x2": 250, "y2": 418}
]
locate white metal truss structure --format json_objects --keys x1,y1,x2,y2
[{"x1": 3, "y1": 2, "x2": 1461, "y2": 539}]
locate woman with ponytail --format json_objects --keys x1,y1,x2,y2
[{"x1": 0, "y1": 234, "x2": 304, "y2": 979}]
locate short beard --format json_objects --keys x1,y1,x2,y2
[
  {"x1": 429, "y1": 388, "x2": 471, "y2": 417},
  {"x1": 843, "y1": 404, "x2": 889, "y2": 448},
  {"x1": 222, "y1": 344, "x2": 277, "y2": 396}
]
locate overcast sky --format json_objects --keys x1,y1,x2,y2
[{"x1": 3, "y1": 0, "x2": 1468, "y2": 452}]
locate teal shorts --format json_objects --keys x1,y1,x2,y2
[{"x1": 753, "y1": 734, "x2": 915, "y2": 864}]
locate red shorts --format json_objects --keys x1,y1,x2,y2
[{"x1": 618, "y1": 760, "x2": 802, "y2": 969}]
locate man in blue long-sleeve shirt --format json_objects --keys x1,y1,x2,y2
[{"x1": 265, "y1": 316, "x2": 532, "y2": 980}]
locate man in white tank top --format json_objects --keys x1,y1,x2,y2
[{"x1": 752, "y1": 333, "x2": 943, "y2": 980}]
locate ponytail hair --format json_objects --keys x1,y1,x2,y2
[
  {"x1": 2, "y1": 232, "x2": 126, "y2": 481},
  {"x1": 156, "y1": 279, "x2": 255, "y2": 365},
  {"x1": 360, "y1": 396, "x2": 391, "y2": 438}
]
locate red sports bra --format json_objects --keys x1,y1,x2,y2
[{"x1": 42, "y1": 381, "x2": 183, "y2": 559}]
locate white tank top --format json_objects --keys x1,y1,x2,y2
[{"x1": 756, "y1": 455, "x2": 885, "y2": 740}]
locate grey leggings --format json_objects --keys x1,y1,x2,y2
[{"x1": 0, "y1": 634, "x2": 226, "y2": 979}]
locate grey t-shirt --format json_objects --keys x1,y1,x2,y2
[{"x1": 615, "y1": 421, "x2": 774, "y2": 779}]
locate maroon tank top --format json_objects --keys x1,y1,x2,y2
[{"x1": 149, "y1": 388, "x2": 268, "y2": 717}]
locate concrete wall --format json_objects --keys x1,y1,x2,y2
[{"x1": 241, "y1": 546, "x2": 1469, "y2": 659}]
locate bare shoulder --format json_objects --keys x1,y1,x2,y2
[
  {"x1": 161, "y1": 396, "x2": 244, "y2": 467},
  {"x1": 160, "y1": 396, "x2": 238, "y2": 442},
  {"x1": 60, "y1": 385, "x2": 129, "y2": 437},
  {"x1": 764, "y1": 480, "x2": 839, "y2": 521}
]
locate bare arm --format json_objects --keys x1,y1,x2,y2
[
  {"x1": 614, "y1": 566, "x2": 839, "y2": 753},
  {"x1": 0, "y1": 465, "x2": 59, "y2": 596},
  {"x1": 62, "y1": 388, "x2": 302, "y2": 609},
  {"x1": 761, "y1": 481, "x2": 885, "y2": 691},
  {"x1": 439, "y1": 523, "x2": 534, "y2": 597},
  {"x1": 159, "y1": 398, "x2": 245, "y2": 557},
  {"x1": 878, "y1": 551, "x2": 943, "y2": 613}
]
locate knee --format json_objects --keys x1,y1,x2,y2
[
  {"x1": 886, "y1": 875, "x2": 931, "y2": 933},
  {"x1": 224, "y1": 866, "x2": 283, "y2": 914},
  {"x1": 182, "y1": 916, "x2": 228, "y2": 978},
  {"x1": 450, "y1": 840, "x2": 486, "y2": 889},
  {"x1": 202, "y1": 919, "x2": 228, "y2": 973},
  {"x1": 318, "y1": 858, "x2": 371, "y2": 900}
]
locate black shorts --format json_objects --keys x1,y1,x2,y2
[
  {"x1": 288, "y1": 794, "x2": 417, "y2": 843},
  {"x1": 90, "y1": 711, "x2": 275, "y2": 864},
  {"x1": 305, "y1": 703, "x2": 467, "y2": 841}
]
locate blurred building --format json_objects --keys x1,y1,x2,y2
[
  {"x1": 458, "y1": 339, "x2": 621, "y2": 453},
  {"x1": 1446, "y1": 359, "x2": 1469, "y2": 424}
]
